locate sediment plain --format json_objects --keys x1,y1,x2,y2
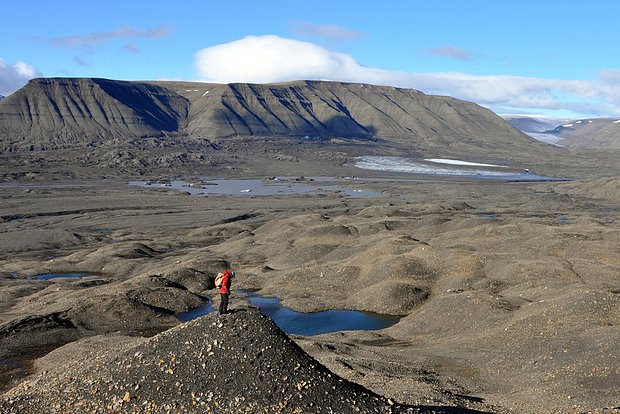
[{"x1": 1, "y1": 164, "x2": 618, "y2": 413}]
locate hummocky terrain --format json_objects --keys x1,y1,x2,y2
[{"x1": 0, "y1": 78, "x2": 619, "y2": 413}]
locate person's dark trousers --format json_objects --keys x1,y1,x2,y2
[{"x1": 219, "y1": 293, "x2": 229, "y2": 315}]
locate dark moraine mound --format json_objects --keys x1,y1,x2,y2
[{"x1": 0, "y1": 309, "x2": 430, "y2": 414}]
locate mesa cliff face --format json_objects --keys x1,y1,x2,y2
[
  {"x1": 161, "y1": 80, "x2": 534, "y2": 149},
  {"x1": 0, "y1": 78, "x2": 539, "y2": 155},
  {"x1": 0, "y1": 78, "x2": 189, "y2": 151}
]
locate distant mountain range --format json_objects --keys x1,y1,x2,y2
[
  {"x1": 0, "y1": 78, "x2": 542, "y2": 157},
  {"x1": 545, "y1": 118, "x2": 620, "y2": 149},
  {"x1": 504, "y1": 115, "x2": 620, "y2": 149}
]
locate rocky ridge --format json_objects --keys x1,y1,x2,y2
[{"x1": 1, "y1": 309, "x2": 434, "y2": 414}]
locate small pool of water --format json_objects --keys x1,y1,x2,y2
[
  {"x1": 177, "y1": 302, "x2": 215, "y2": 321},
  {"x1": 178, "y1": 291, "x2": 400, "y2": 335},
  {"x1": 478, "y1": 213, "x2": 497, "y2": 219},
  {"x1": 27, "y1": 273, "x2": 99, "y2": 281},
  {"x1": 243, "y1": 292, "x2": 399, "y2": 336}
]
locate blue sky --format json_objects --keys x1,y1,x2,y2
[{"x1": 2, "y1": 0, "x2": 620, "y2": 118}]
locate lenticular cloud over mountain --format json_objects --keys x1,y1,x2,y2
[{"x1": 194, "y1": 35, "x2": 362, "y2": 84}]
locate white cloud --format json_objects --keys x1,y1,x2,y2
[
  {"x1": 195, "y1": 35, "x2": 361, "y2": 84},
  {"x1": 194, "y1": 35, "x2": 620, "y2": 118},
  {"x1": 0, "y1": 58, "x2": 41, "y2": 96}
]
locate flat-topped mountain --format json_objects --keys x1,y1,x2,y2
[
  {"x1": 0, "y1": 78, "x2": 189, "y2": 151},
  {"x1": 1, "y1": 78, "x2": 540, "y2": 154},
  {"x1": 154, "y1": 80, "x2": 532, "y2": 148}
]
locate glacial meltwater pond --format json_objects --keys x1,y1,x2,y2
[
  {"x1": 27, "y1": 273, "x2": 99, "y2": 281},
  {"x1": 178, "y1": 291, "x2": 400, "y2": 336},
  {"x1": 128, "y1": 177, "x2": 379, "y2": 197}
]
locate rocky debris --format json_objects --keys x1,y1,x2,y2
[
  {"x1": 0, "y1": 308, "x2": 433, "y2": 413},
  {"x1": 0, "y1": 272, "x2": 210, "y2": 370}
]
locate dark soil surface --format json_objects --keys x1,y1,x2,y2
[
  {"x1": 0, "y1": 162, "x2": 619, "y2": 413},
  {"x1": 1, "y1": 308, "x2": 495, "y2": 413}
]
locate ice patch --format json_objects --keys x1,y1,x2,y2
[
  {"x1": 357, "y1": 156, "x2": 512, "y2": 177},
  {"x1": 201, "y1": 90, "x2": 210, "y2": 97},
  {"x1": 614, "y1": 120, "x2": 620, "y2": 123},
  {"x1": 425, "y1": 158, "x2": 505, "y2": 168},
  {"x1": 575, "y1": 120, "x2": 582, "y2": 124},
  {"x1": 562, "y1": 124, "x2": 574, "y2": 127},
  {"x1": 355, "y1": 156, "x2": 563, "y2": 181}
]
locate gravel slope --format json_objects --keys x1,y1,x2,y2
[{"x1": 1, "y1": 308, "x2": 442, "y2": 414}]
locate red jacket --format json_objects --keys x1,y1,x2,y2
[{"x1": 219, "y1": 270, "x2": 233, "y2": 294}]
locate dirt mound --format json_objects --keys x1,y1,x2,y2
[
  {"x1": 1, "y1": 309, "x2": 415, "y2": 413},
  {"x1": 349, "y1": 281, "x2": 430, "y2": 315}
]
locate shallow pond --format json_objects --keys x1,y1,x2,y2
[
  {"x1": 27, "y1": 273, "x2": 99, "y2": 281},
  {"x1": 178, "y1": 291, "x2": 400, "y2": 336},
  {"x1": 129, "y1": 177, "x2": 379, "y2": 197},
  {"x1": 246, "y1": 294, "x2": 400, "y2": 336}
]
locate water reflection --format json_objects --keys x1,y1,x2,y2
[
  {"x1": 245, "y1": 294, "x2": 399, "y2": 336},
  {"x1": 177, "y1": 291, "x2": 400, "y2": 336},
  {"x1": 27, "y1": 273, "x2": 98, "y2": 281},
  {"x1": 129, "y1": 177, "x2": 379, "y2": 197}
]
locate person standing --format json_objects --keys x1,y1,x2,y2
[{"x1": 218, "y1": 269, "x2": 235, "y2": 315}]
